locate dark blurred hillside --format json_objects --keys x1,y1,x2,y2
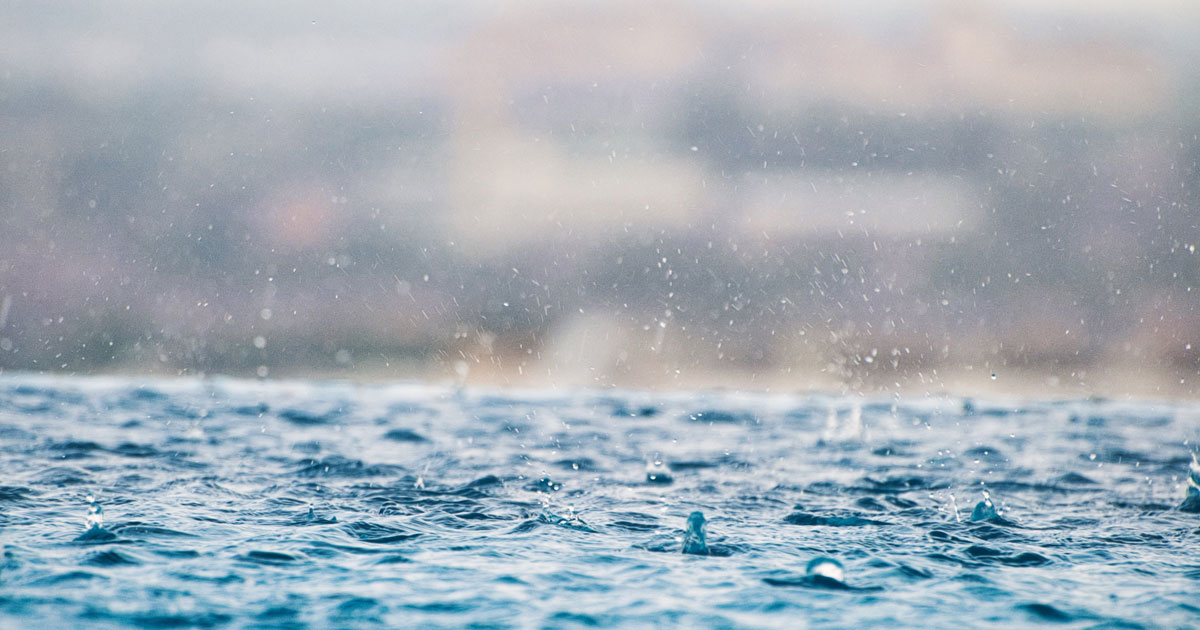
[{"x1": 1, "y1": 1, "x2": 1198, "y2": 396}]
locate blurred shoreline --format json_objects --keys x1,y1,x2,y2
[{"x1": 4, "y1": 362, "x2": 1194, "y2": 401}]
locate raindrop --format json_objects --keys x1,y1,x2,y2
[{"x1": 645, "y1": 456, "x2": 674, "y2": 484}]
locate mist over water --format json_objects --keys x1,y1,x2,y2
[{"x1": 2, "y1": 376, "x2": 1199, "y2": 629}]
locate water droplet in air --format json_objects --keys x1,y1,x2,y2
[
  {"x1": 645, "y1": 457, "x2": 674, "y2": 485},
  {"x1": 85, "y1": 494, "x2": 104, "y2": 529}
]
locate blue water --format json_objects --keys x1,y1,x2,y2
[{"x1": 2, "y1": 376, "x2": 1198, "y2": 629}]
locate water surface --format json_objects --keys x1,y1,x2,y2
[{"x1": 1, "y1": 376, "x2": 1197, "y2": 629}]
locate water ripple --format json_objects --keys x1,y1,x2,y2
[{"x1": 0, "y1": 375, "x2": 1197, "y2": 629}]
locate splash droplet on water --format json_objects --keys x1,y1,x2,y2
[
  {"x1": 806, "y1": 556, "x2": 845, "y2": 583},
  {"x1": 948, "y1": 493, "x2": 962, "y2": 523},
  {"x1": 682, "y1": 511, "x2": 708, "y2": 555},
  {"x1": 1180, "y1": 453, "x2": 1200, "y2": 513},
  {"x1": 970, "y1": 489, "x2": 999, "y2": 521},
  {"x1": 85, "y1": 494, "x2": 103, "y2": 529}
]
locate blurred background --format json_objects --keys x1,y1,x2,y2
[{"x1": 1, "y1": 0, "x2": 1199, "y2": 396}]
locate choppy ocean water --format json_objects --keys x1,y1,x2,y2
[{"x1": 1, "y1": 375, "x2": 1198, "y2": 630}]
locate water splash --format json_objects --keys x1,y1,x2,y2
[
  {"x1": 805, "y1": 556, "x2": 845, "y2": 582},
  {"x1": 85, "y1": 494, "x2": 104, "y2": 529},
  {"x1": 537, "y1": 507, "x2": 596, "y2": 533},
  {"x1": 846, "y1": 403, "x2": 863, "y2": 439},
  {"x1": 73, "y1": 493, "x2": 116, "y2": 543},
  {"x1": 948, "y1": 493, "x2": 962, "y2": 523},
  {"x1": 415, "y1": 462, "x2": 430, "y2": 490},
  {"x1": 822, "y1": 406, "x2": 839, "y2": 441},
  {"x1": 682, "y1": 511, "x2": 708, "y2": 555},
  {"x1": 970, "y1": 489, "x2": 999, "y2": 522},
  {"x1": 821, "y1": 403, "x2": 863, "y2": 442},
  {"x1": 1180, "y1": 453, "x2": 1200, "y2": 513},
  {"x1": 763, "y1": 556, "x2": 853, "y2": 590}
]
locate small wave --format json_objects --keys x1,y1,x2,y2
[
  {"x1": 784, "y1": 511, "x2": 888, "y2": 527},
  {"x1": 548, "y1": 611, "x2": 604, "y2": 626},
  {"x1": 862, "y1": 475, "x2": 949, "y2": 492},
  {"x1": 43, "y1": 440, "x2": 105, "y2": 458},
  {"x1": 333, "y1": 597, "x2": 386, "y2": 620},
  {"x1": 963, "y1": 545, "x2": 1052, "y2": 567},
  {"x1": 854, "y1": 497, "x2": 889, "y2": 512},
  {"x1": 72, "y1": 526, "x2": 119, "y2": 545},
  {"x1": 82, "y1": 549, "x2": 141, "y2": 567},
  {"x1": 343, "y1": 521, "x2": 421, "y2": 544},
  {"x1": 1052, "y1": 472, "x2": 1098, "y2": 486},
  {"x1": 32, "y1": 466, "x2": 92, "y2": 486},
  {"x1": 239, "y1": 550, "x2": 298, "y2": 565},
  {"x1": 294, "y1": 456, "x2": 404, "y2": 478},
  {"x1": 763, "y1": 574, "x2": 867, "y2": 591},
  {"x1": 28, "y1": 570, "x2": 107, "y2": 586},
  {"x1": 279, "y1": 408, "x2": 341, "y2": 425},
  {"x1": 110, "y1": 443, "x2": 165, "y2": 458},
  {"x1": 673, "y1": 460, "x2": 722, "y2": 472},
  {"x1": 124, "y1": 612, "x2": 233, "y2": 628},
  {"x1": 894, "y1": 563, "x2": 934, "y2": 579},
  {"x1": 536, "y1": 511, "x2": 598, "y2": 533},
  {"x1": 382, "y1": 428, "x2": 430, "y2": 442},
  {"x1": 234, "y1": 402, "x2": 269, "y2": 416},
  {"x1": 685, "y1": 410, "x2": 756, "y2": 424},
  {"x1": 169, "y1": 571, "x2": 244, "y2": 585},
  {"x1": 0, "y1": 486, "x2": 33, "y2": 502},
  {"x1": 612, "y1": 405, "x2": 659, "y2": 418},
  {"x1": 1016, "y1": 602, "x2": 1076, "y2": 622},
  {"x1": 108, "y1": 522, "x2": 198, "y2": 538},
  {"x1": 553, "y1": 458, "x2": 598, "y2": 471},
  {"x1": 452, "y1": 474, "x2": 505, "y2": 497}
]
